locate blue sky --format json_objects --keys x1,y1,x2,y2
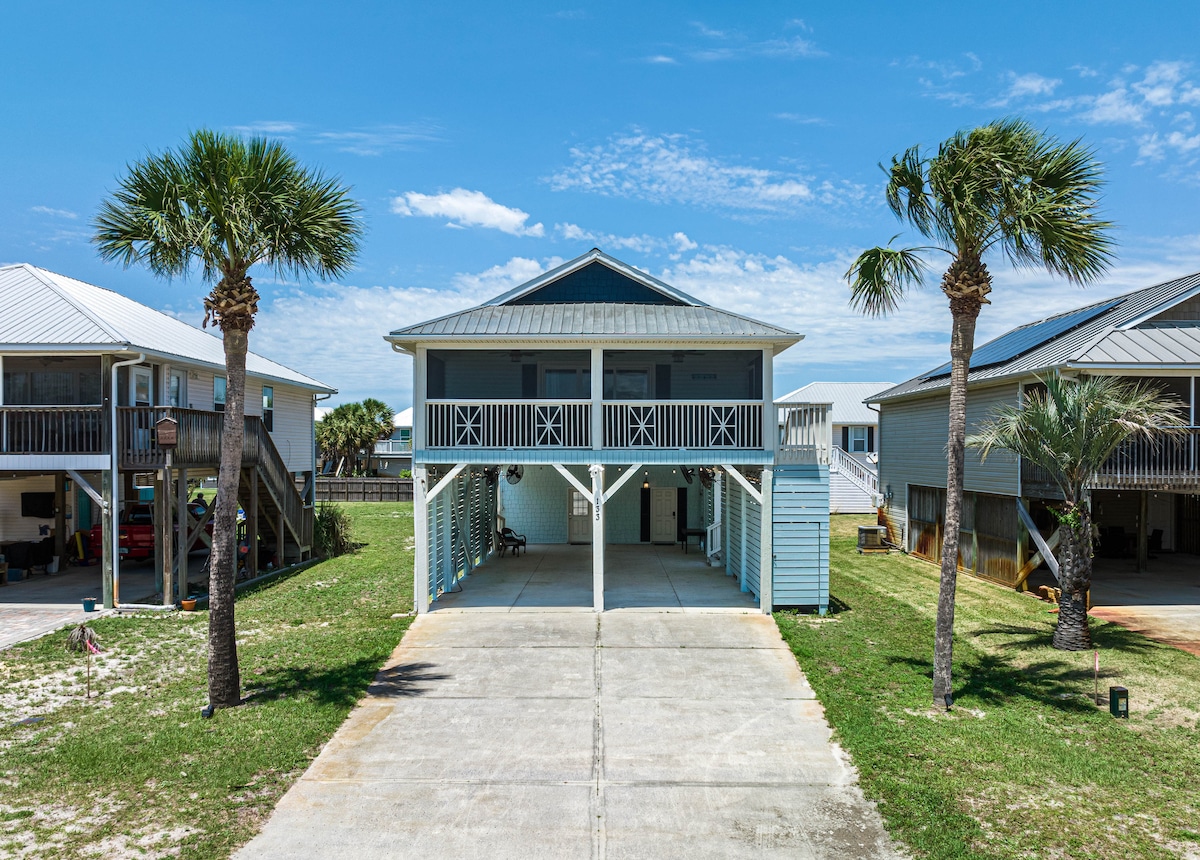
[{"x1": 5, "y1": 1, "x2": 1200, "y2": 407}]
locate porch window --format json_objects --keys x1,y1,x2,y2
[
  {"x1": 214, "y1": 377, "x2": 226, "y2": 412},
  {"x1": 262, "y1": 385, "x2": 274, "y2": 431},
  {"x1": 604, "y1": 368, "x2": 651, "y2": 400},
  {"x1": 2, "y1": 356, "x2": 102, "y2": 405},
  {"x1": 543, "y1": 368, "x2": 590, "y2": 399}
]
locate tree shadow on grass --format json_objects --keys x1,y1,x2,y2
[
  {"x1": 244, "y1": 659, "x2": 450, "y2": 707},
  {"x1": 970, "y1": 621, "x2": 1159, "y2": 656},
  {"x1": 887, "y1": 653, "x2": 1110, "y2": 714}
]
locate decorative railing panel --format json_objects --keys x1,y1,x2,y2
[
  {"x1": 0, "y1": 407, "x2": 106, "y2": 454},
  {"x1": 604, "y1": 401, "x2": 764, "y2": 449},
  {"x1": 426, "y1": 401, "x2": 591, "y2": 448},
  {"x1": 1022, "y1": 427, "x2": 1200, "y2": 492}
]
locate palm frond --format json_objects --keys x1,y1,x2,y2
[
  {"x1": 845, "y1": 245, "x2": 928, "y2": 317},
  {"x1": 884, "y1": 146, "x2": 935, "y2": 236}
]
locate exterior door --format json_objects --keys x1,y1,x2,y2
[
  {"x1": 650, "y1": 487, "x2": 677, "y2": 543},
  {"x1": 131, "y1": 367, "x2": 152, "y2": 407},
  {"x1": 568, "y1": 490, "x2": 592, "y2": 544}
]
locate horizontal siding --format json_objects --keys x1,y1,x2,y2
[
  {"x1": 830, "y1": 472, "x2": 874, "y2": 514},
  {"x1": 771, "y1": 465, "x2": 829, "y2": 607},
  {"x1": 267, "y1": 384, "x2": 315, "y2": 474}
]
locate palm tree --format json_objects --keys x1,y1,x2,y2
[
  {"x1": 846, "y1": 119, "x2": 1114, "y2": 703},
  {"x1": 968, "y1": 375, "x2": 1185, "y2": 650},
  {"x1": 359, "y1": 397, "x2": 395, "y2": 475},
  {"x1": 94, "y1": 130, "x2": 362, "y2": 710}
]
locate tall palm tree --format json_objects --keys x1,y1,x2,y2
[
  {"x1": 968, "y1": 375, "x2": 1185, "y2": 650},
  {"x1": 94, "y1": 130, "x2": 362, "y2": 710},
  {"x1": 359, "y1": 397, "x2": 395, "y2": 475},
  {"x1": 846, "y1": 119, "x2": 1114, "y2": 703}
]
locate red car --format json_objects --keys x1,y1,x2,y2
[{"x1": 88, "y1": 502, "x2": 212, "y2": 561}]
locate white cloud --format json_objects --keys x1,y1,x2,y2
[
  {"x1": 30, "y1": 205, "x2": 78, "y2": 219},
  {"x1": 549, "y1": 131, "x2": 864, "y2": 214},
  {"x1": 774, "y1": 113, "x2": 829, "y2": 125},
  {"x1": 644, "y1": 55, "x2": 678, "y2": 65},
  {"x1": 1079, "y1": 87, "x2": 1146, "y2": 124},
  {"x1": 1005, "y1": 72, "x2": 1060, "y2": 99},
  {"x1": 393, "y1": 189, "x2": 545, "y2": 237},
  {"x1": 555, "y1": 223, "x2": 662, "y2": 254},
  {"x1": 685, "y1": 21, "x2": 823, "y2": 61},
  {"x1": 227, "y1": 121, "x2": 440, "y2": 155}
]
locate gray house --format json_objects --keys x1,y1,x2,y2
[
  {"x1": 873, "y1": 272, "x2": 1200, "y2": 589},
  {"x1": 386, "y1": 249, "x2": 833, "y2": 614}
]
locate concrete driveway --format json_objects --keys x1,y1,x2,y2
[{"x1": 235, "y1": 610, "x2": 900, "y2": 859}]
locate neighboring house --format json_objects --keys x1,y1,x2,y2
[
  {"x1": 0, "y1": 264, "x2": 334, "y2": 607},
  {"x1": 776, "y1": 381, "x2": 893, "y2": 514},
  {"x1": 387, "y1": 249, "x2": 832, "y2": 614},
  {"x1": 374, "y1": 407, "x2": 413, "y2": 476},
  {"x1": 873, "y1": 271, "x2": 1200, "y2": 588}
]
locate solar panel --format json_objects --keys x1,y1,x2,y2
[{"x1": 922, "y1": 298, "x2": 1124, "y2": 379}]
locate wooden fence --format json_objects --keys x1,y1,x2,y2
[{"x1": 314, "y1": 477, "x2": 413, "y2": 502}]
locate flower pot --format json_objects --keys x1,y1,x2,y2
[
  {"x1": 82, "y1": 598, "x2": 97, "y2": 612},
  {"x1": 180, "y1": 598, "x2": 197, "y2": 611}
]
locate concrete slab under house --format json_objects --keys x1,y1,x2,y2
[{"x1": 387, "y1": 249, "x2": 831, "y2": 615}]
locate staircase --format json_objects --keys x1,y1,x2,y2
[
  {"x1": 239, "y1": 417, "x2": 312, "y2": 567},
  {"x1": 831, "y1": 447, "x2": 879, "y2": 498}
]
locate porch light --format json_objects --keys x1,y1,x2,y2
[{"x1": 642, "y1": 471, "x2": 650, "y2": 489}]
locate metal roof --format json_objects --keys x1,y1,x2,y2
[
  {"x1": 0, "y1": 264, "x2": 333, "y2": 392},
  {"x1": 874, "y1": 271, "x2": 1200, "y2": 403},
  {"x1": 388, "y1": 302, "x2": 800, "y2": 344},
  {"x1": 1074, "y1": 326, "x2": 1200, "y2": 367},
  {"x1": 775, "y1": 381, "x2": 894, "y2": 425}
]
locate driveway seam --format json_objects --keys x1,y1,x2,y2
[{"x1": 591, "y1": 613, "x2": 606, "y2": 860}]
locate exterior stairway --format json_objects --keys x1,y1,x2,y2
[{"x1": 831, "y1": 446, "x2": 878, "y2": 498}]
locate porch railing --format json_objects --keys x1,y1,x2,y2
[
  {"x1": 0, "y1": 406, "x2": 106, "y2": 454},
  {"x1": 777, "y1": 403, "x2": 831, "y2": 464},
  {"x1": 374, "y1": 439, "x2": 413, "y2": 455},
  {"x1": 426, "y1": 401, "x2": 591, "y2": 448},
  {"x1": 1022, "y1": 427, "x2": 1200, "y2": 492},
  {"x1": 118, "y1": 407, "x2": 238, "y2": 468},
  {"x1": 603, "y1": 401, "x2": 764, "y2": 449}
]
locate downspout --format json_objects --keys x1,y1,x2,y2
[{"x1": 110, "y1": 353, "x2": 145, "y2": 607}]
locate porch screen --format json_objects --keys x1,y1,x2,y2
[{"x1": 2, "y1": 356, "x2": 102, "y2": 405}]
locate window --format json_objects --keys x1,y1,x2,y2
[
  {"x1": 543, "y1": 368, "x2": 590, "y2": 399},
  {"x1": 850, "y1": 426, "x2": 868, "y2": 453},
  {"x1": 3, "y1": 357, "x2": 104, "y2": 405},
  {"x1": 214, "y1": 377, "x2": 226, "y2": 412},
  {"x1": 603, "y1": 368, "x2": 651, "y2": 400},
  {"x1": 262, "y1": 386, "x2": 274, "y2": 431}
]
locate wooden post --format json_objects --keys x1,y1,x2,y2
[
  {"x1": 158, "y1": 466, "x2": 173, "y2": 605},
  {"x1": 249, "y1": 471, "x2": 259, "y2": 579},
  {"x1": 101, "y1": 469, "x2": 114, "y2": 609},
  {"x1": 591, "y1": 464, "x2": 604, "y2": 612},
  {"x1": 1138, "y1": 490, "x2": 1149, "y2": 573},
  {"x1": 54, "y1": 473, "x2": 67, "y2": 568},
  {"x1": 413, "y1": 465, "x2": 430, "y2": 614},
  {"x1": 277, "y1": 510, "x2": 285, "y2": 568}
]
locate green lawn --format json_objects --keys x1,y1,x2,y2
[
  {"x1": 777, "y1": 514, "x2": 1200, "y2": 860},
  {"x1": 0, "y1": 502, "x2": 415, "y2": 860}
]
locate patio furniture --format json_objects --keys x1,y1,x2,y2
[
  {"x1": 680, "y1": 527, "x2": 706, "y2": 554},
  {"x1": 496, "y1": 528, "x2": 527, "y2": 557}
]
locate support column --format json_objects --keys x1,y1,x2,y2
[
  {"x1": 413, "y1": 465, "x2": 430, "y2": 614},
  {"x1": 739, "y1": 482, "x2": 748, "y2": 593},
  {"x1": 1138, "y1": 490, "x2": 1149, "y2": 573},
  {"x1": 158, "y1": 467, "x2": 173, "y2": 605},
  {"x1": 759, "y1": 467, "x2": 773, "y2": 614},
  {"x1": 176, "y1": 468, "x2": 189, "y2": 599},
  {"x1": 591, "y1": 464, "x2": 604, "y2": 612},
  {"x1": 54, "y1": 473, "x2": 67, "y2": 568},
  {"x1": 249, "y1": 473, "x2": 259, "y2": 578},
  {"x1": 102, "y1": 469, "x2": 114, "y2": 609},
  {"x1": 591, "y1": 347, "x2": 604, "y2": 450}
]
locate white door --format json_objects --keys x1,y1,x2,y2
[
  {"x1": 568, "y1": 490, "x2": 592, "y2": 544},
  {"x1": 168, "y1": 370, "x2": 186, "y2": 408},
  {"x1": 650, "y1": 488, "x2": 677, "y2": 543}
]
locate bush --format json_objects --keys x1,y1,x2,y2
[
  {"x1": 313, "y1": 502, "x2": 352, "y2": 558},
  {"x1": 399, "y1": 469, "x2": 412, "y2": 478}
]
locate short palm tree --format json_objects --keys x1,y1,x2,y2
[
  {"x1": 846, "y1": 119, "x2": 1114, "y2": 703},
  {"x1": 968, "y1": 375, "x2": 1185, "y2": 650},
  {"x1": 94, "y1": 130, "x2": 362, "y2": 710}
]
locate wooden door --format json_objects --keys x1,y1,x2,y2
[
  {"x1": 568, "y1": 490, "x2": 592, "y2": 544},
  {"x1": 650, "y1": 487, "x2": 677, "y2": 543}
]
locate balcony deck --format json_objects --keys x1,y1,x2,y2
[{"x1": 1022, "y1": 427, "x2": 1200, "y2": 495}]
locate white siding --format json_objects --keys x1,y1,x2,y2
[
  {"x1": 265, "y1": 384, "x2": 314, "y2": 474},
  {"x1": 830, "y1": 471, "x2": 874, "y2": 514},
  {"x1": 0, "y1": 475, "x2": 56, "y2": 541},
  {"x1": 879, "y1": 381, "x2": 1021, "y2": 545}
]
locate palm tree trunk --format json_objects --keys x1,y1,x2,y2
[
  {"x1": 933, "y1": 281, "x2": 983, "y2": 705},
  {"x1": 207, "y1": 327, "x2": 246, "y2": 708},
  {"x1": 1053, "y1": 505, "x2": 1094, "y2": 650}
]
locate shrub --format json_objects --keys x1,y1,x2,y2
[{"x1": 313, "y1": 502, "x2": 352, "y2": 558}]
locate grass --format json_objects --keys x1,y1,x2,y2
[
  {"x1": 777, "y1": 514, "x2": 1200, "y2": 860},
  {"x1": 0, "y1": 502, "x2": 414, "y2": 860}
]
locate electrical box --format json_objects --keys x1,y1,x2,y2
[{"x1": 1109, "y1": 686, "x2": 1129, "y2": 718}]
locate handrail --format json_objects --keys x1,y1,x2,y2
[{"x1": 831, "y1": 447, "x2": 878, "y2": 495}]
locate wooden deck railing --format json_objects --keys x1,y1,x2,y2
[
  {"x1": 604, "y1": 401, "x2": 764, "y2": 449},
  {"x1": 118, "y1": 407, "x2": 236, "y2": 468},
  {"x1": 1022, "y1": 427, "x2": 1200, "y2": 492},
  {"x1": 0, "y1": 407, "x2": 106, "y2": 454},
  {"x1": 426, "y1": 401, "x2": 591, "y2": 448}
]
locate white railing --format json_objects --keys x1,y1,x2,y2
[
  {"x1": 831, "y1": 446, "x2": 878, "y2": 495},
  {"x1": 1021, "y1": 427, "x2": 1200, "y2": 491},
  {"x1": 778, "y1": 403, "x2": 832, "y2": 465},
  {"x1": 426, "y1": 400, "x2": 591, "y2": 448},
  {"x1": 603, "y1": 401, "x2": 764, "y2": 448},
  {"x1": 374, "y1": 439, "x2": 413, "y2": 455}
]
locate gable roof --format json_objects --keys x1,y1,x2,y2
[
  {"x1": 387, "y1": 249, "x2": 801, "y2": 352},
  {"x1": 874, "y1": 271, "x2": 1200, "y2": 403},
  {"x1": 776, "y1": 381, "x2": 894, "y2": 425},
  {"x1": 0, "y1": 264, "x2": 333, "y2": 392}
]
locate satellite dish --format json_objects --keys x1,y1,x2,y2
[
  {"x1": 681, "y1": 466, "x2": 695, "y2": 485},
  {"x1": 505, "y1": 464, "x2": 524, "y2": 484}
]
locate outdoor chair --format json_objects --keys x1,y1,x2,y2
[{"x1": 496, "y1": 528, "x2": 527, "y2": 557}]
